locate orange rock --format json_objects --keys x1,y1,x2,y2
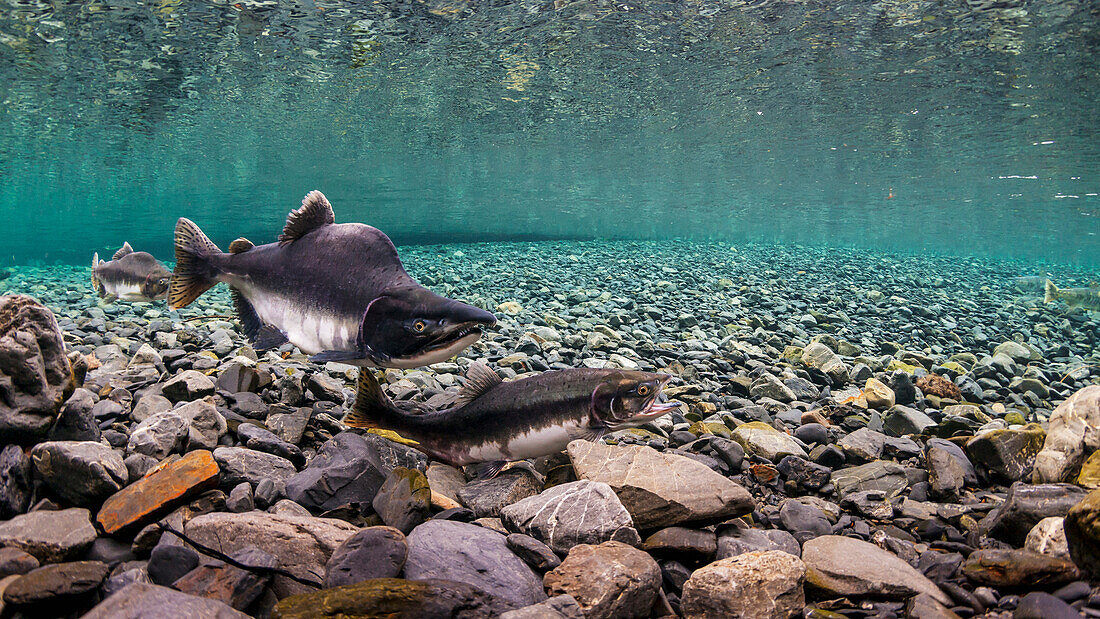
[{"x1": 97, "y1": 450, "x2": 220, "y2": 535}]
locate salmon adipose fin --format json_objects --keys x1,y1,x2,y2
[{"x1": 169, "y1": 218, "x2": 222, "y2": 309}]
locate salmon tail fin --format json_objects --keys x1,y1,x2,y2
[
  {"x1": 345, "y1": 368, "x2": 394, "y2": 429},
  {"x1": 169, "y1": 217, "x2": 222, "y2": 310},
  {"x1": 1044, "y1": 280, "x2": 1059, "y2": 304},
  {"x1": 91, "y1": 253, "x2": 103, "y2": 297}
]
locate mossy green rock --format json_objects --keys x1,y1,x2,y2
[
  {"x1": 965, "y1": 424, "x2": 1046, "y2": 482},
  {"x1": 781, "y1": 346, "x2": 804, "y2": 361},
  {"x1": 1005, "y1": 411, "x2": 1027, "y2": 425},
  {"x1": 885, "y1": 360, "x2": 918, "y2": 374},
  {"x1": 1078, "y1": 452, "x2": 1100, "y2": 489},
  {"x1": 688, "y1": 421, "x2": 732, "y2": 439},
  {"x1": 272, "y1": 578, "x2": 519, "y2": 618},
  {"x1": 939, "y1": 361, "x2": 968, "y2": 375}
]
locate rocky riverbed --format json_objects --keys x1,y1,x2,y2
[{"x1": 1, "y1": 240, "x2": 1099, "y2": 618}]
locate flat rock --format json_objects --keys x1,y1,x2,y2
[
  {"x1": 184, "y1": 511, "x2": 357, "y2": 598},
  {"x1": 802, "y1": 535, "x2": 951, "y2": 605},
  {"x1": 213, "y1": 446, "x2": 296, "y2": 491},
  {"x1": 507, "y1": 533, "x2": 562, "y2": 571},
  {"x1": 371, "y1": 467, "x2": 431, "y2": 534},
  {"x1": 30, "y1": 440, "x2": 127, "y2": 506},
  {"x1": 642, "y1": 527, "x2": 716, "y2": 563},
  {"x1": 404, "y1": 519, "x2": 546, "y2": 607},
  {"x1": 1033, "y1": 385, "x2": 1100, "y2": 483},
  {"x1": 681, "y1": 550, "x2": 806, "y2": 619},
  {"x1": 883, "y1": 405, "x2": 937, "y2": 437},
  {"x1": 127, "y1": 412, "x2": 188, "y2": 459},
  {"x1": 0, "y1": 295, "x2": 73, "y2": 444},
  {"x1": 544, "y1": 541, "x2": 661, "y2": 619},
  {"x1": 961, "y1": 549, "x2": 1081, "y2": 587},
  {"x1": 0, "y1": 507, "x2": 97, "y2": 562},
  {"x1": 501, "y1": 480, "x2": 637, "y2": 555},
  {"x1": 81, "y1": 582, "x2": 248, "y2": 618},
  {"x1": 1, "y1": 560, "x2": 107, "y2": 612},
  {"x1": 978, "y1": 482, "x2": 1087, "y2": 546},
  {"x1": 323, "y1": 526, "x2": 408, "y2": 588},
  {"x1": 97, "y1": 449, "x2": 221, "y2": 535},
  {"x1": 161, "y1": 370, "x2": 215, "y2": 403},
  {"x1": 716, "y1": 523, "x2": 801, "y2": 559},
  {"x1": 457, "y1": 468, "x2": 543, "y2": 518},
  {"x1": 173, "y1": 546, "x2": 276, "y2": 610},
  {"x1": 966, "y1": 424, "x2": 1045, "y2": 482},
  {"x1": 567, "y1": 440, "x2": 754, "y2": 529},
  {"x1": 174, "y1": 398, "x2": 227, "y2": 451},
  {"x1": 285, "y1": 432, "x2": 424, "y2": 512},
  {"x1": 273, "y1": 578, "x2": 519, "y2": 618},
  {"x1": 0, "y1": 547, "x2": 38, "y2": 578},
  {"x1": 831, "y1": 460, "x2": 909, "y2": 501},
  {"x1": 731, "y1": 422, "x2": 807, "y2": 462}
]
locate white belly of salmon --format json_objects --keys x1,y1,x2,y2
[
  {"x1": 454, "y1": 421, "x2": 585, "y2": 464},
  {"x1": 241, "y1": 287, "x2": 358, "y2": 355},
  {"x1": 106, "y1": 281, "x2": 147, "y2": 301}
]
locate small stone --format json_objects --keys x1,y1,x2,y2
[
  {"x1": 1, "y1": 560, "x2": 108, "y2": 613},
  {"x1": 405, "y1": 519, "x2": 546, "y2": 607},
  {"x1": 1033, "y1": 385, "x2": 1100, "y2": 483},
  {"x1": 500, "y1": 594, "x2": 583, "y2": 619},
  {"x1": 960, "y1": 549, "x2": 1080, "y2": 587},
  {"x1": 568, "y1": 440, "x2": 754, "y2": 529},
  {"x1": 0, "y1": 547, "x2": 38, "y2": 578},
  {"x1": 642, "y1": 527, "x2": 717, "y2": 563},
  {"x1": 0, "y1": 507, "x2": 98, "y2": 562},
  {"x1": 802, "y1": 343, "x2": 849, "y2": 385},
  {"x1": 838, "y1": 427, "x2": 886, "y2": 463},
  {"x1": 802, "y1": 535, "x2": 950, "y2": 604},
  {"x1": 863, "y1": 378, "x2": 895, "y2": 411},
  {"x1": 966, "y1": 424, "x2": 1045, "y2": 482},
  {"x1": 213, "y1": 446, "x2": 296, "y2": 491},
  {"x1": 323, "y1": 526, "x2": 408, "y2": 588},
  {"x1": 161, "y1": 370, "x2": 216, "y2": 403},
  {"x1": 883, "y1": 405, "x2": 936, "y2": 436},
  {"x1": 226, "y1": 482, "x2": 254, "y2": 513},
  {"x1": 81, "y1": 582, "x2": 249, "y2": 618},
  {"x1": 372, "y1": 467, "x2": 431, "y2": 534},
  {"x1": 501, "y1": 480, "x2": 637, "y2": 555},
  {"x1": 147, "y1": 543, "x2": 200, "y2": 586},
  {"x1": 1025, "y1": 517, "x2": 1070, "y2": 559},
  {"x1": 174, "y1": 398, "x2": 227, "y2": 451},
  {"x1": 731, "y1": 422, "x2": 807, "y2": 462},
  {"x1": 97, "y1": 449, "x2": 220, "y2": 535},
  {"x1": 681, "y1": 550, "x2": 806, "y2": 619},
  {"x1": 273, "y1": 578, "x2": 518, "y2": 618},
  {"x1": 1015, "y1": 591, "x2": 1082, "y2": 619},
  {"x1": 185, "y1": 511, "x2": 357, "y2": 598},
  {"x1": 173, "y1": 546, "x2": 276, "y2": 610},
  {"x1": 49, "y1": 388, "x2": 100, "y2": 442},
  {"x1": 979, "y1": 482, "x2": 1087, "y2": 546},
  {"x1": 507, "y1": 533, "x2": 562, "y2": 571},
  {"x1": 127, "y1": 412, "x2": 188, "y2": 459},
  {"x1": 716, "y1": 523, "x2": 800, "y2": 559},
  {"x1": 30, "y1": 440, "x2": 128, "y2": 506},
  {"x1": 544, "y1": 541, "x2": 661, "y2": 619},
  {"x1": 830, "y1": 460, "x2": 908, "y2": 500},
  {"x1": 266, "y1": 406, "x2": 311, "y2": 445},
  {"x1": 457, "y1": 468, "x2": 543, "y2": 518}
]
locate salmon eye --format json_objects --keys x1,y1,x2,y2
[
  {"x1": 637, "y1": 384, "x2": 650, "y2": 396},
  {"x1": 413, "y1": 320, "x2": 426, "y2": 333}
]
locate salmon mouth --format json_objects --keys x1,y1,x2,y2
[{"x1": 389, "y1": 323, "x2": 488, "y2": 368}]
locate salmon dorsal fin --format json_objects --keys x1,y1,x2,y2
[
  {"x1": 279, "y1": 190, "x2": 335, "y2": 245},
  {"x1": 228, "y1": 237, "x2": 254, "y2": 254},
  {"x1": 112, "y1": 242, "x2": 134, "y2": 261},
  {"x1": 454, "y1": 361, "x2": 502, "y2": 408}
]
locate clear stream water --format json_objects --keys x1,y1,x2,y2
[{"x1": 0, "y1": 0, "x2": 1097, "y2": 267}]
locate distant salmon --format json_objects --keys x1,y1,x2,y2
[
  {"x1": 345, "y1": 362, "x2": 678, "y2": 477},
  {"x1": 1046, "y1": 280, "x2": 1100, "y2": 311},
  {"x1": 169, "y1": 190, "x2": 496, "y2": 368},
  {"x1": 1013, "y1": 273, "x2": 1049, "y2": 294},
  {"x1": 91, "y1": 243, "x2": 171, "y2": 302}
]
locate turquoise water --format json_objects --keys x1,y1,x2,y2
[{"x1": 1, "y1": 0, "x2": 1097, "y2": 266}]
